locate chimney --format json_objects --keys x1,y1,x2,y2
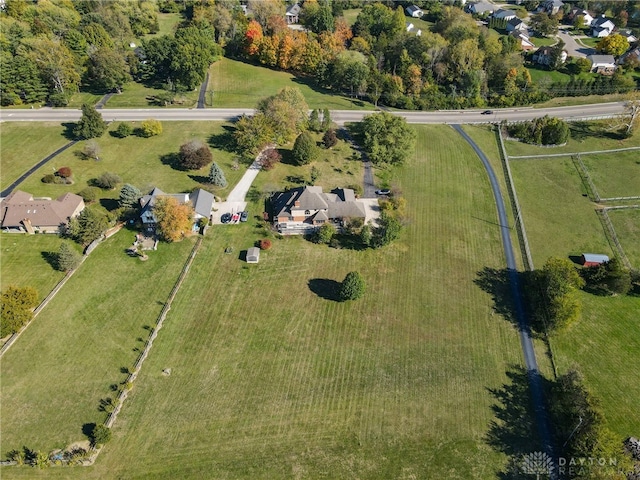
[{"x1": 294, "y1": 201, "x2": 300, "y2": 207}]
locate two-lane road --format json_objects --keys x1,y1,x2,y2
[{"x1": 0, "y1": 102, "x2": 627, "y2": 125}]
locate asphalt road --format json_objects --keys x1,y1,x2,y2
[
  {"x1": 453, "y1": 125, "x2": 555, "y2": 461},
  {"x1": 0, "y1": 102, "x2": 627, "y2": 125}
]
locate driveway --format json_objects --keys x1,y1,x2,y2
[
  {"x1": 211, "y1": 159, "x2": 261, "y2": 224},
  {"x1": 557, "y1": 30, "x2": 595, "y2": 58}
]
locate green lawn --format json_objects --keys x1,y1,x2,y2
[
  {"x1": 607, "y1": 208, "x2": 640, "y2": 269},
  {"x1": 1, "y1": 125, "x2": 526, "y2": 478},
  {"x1": 527, "y1": 66, "x2": 571, "y2": 85},
  {"x1": 0, "y1": 234, "x2": 68, "y2": 295},
  {"x1": 66, "y1": 92, "x2": 105, "y2": 109},
  {"x1": 104, "y1": 81, "x2": 199, "y2": 109},
  {"x1": 579, "y1": 37, "x2": 600, "y2": 48},
  {"x1": 530, "y1": 36, "x2": 557, "y2": 47},
  {"x1": 504, "y1": 121, "x2": 640, "y2": 157},
  {"x1": 0, "y1": 122, "x2": 70, "y2": 191},
  {"x1": 0, "y1": 230, "x2": 196, "y2": 453},
  {"x1": 208, "y1": 58, "x2": 374, "y2": 110},
  {"x1": 580, "y1": 150, "x2": 640, "y2": 198},
  {"x1": 534, "y1": 92, "x2": 637, "y2": 108},
  {"x1": 15, "y1": 122, "x2": 242, "y2": 214}
]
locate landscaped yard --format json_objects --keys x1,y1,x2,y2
[
  {"x1": 580, "y1": 150, "x2": 640, "y2": 198},
  {"x1": 208, "y1": 58, "x2": 374, "y2": 110},
  {"x1": 0, "y1": 125, "x2": 527, "y2": 478},
  {"x1": 0, "y1": 122, "x2": 70, "y2": 191},
  {"x1": 607, "y1": 208, "x2": 640, "y2": 268}
]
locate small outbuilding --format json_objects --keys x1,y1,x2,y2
[
  {"x1": 581, "y1": 253, "x2": 610, "y2": 267},
  {"x1": 246, "y1": 247, "x2": 260, "y2": 264}
]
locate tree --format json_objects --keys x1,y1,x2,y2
[
  {"x1": 359, "y1": 112, "x2": 416, "y2": 166},
  {"x1": 90, "y1": 424, "x2": 112, "y2": 447},
  {"x1": 309, "y1": 109, "x2": 322, "y2": 132},
  {"x1": 292, "y1": 131, "x2": 318, "y2": 165},
  {"x1": 540, "y1": 257, "x2": 584, "y2": 332},
  {"x1": 86, "y1": 46, "x2": 131, "y2": 93},
  {"x1": 0, "y1": 286, "x2": 39, "y2": 337},
  {"x1": 178, "y1": 139, "x2": 213, "y2": 170},
  {"x1": 140, "y1": 118, "x2": 162, "y2": 137},
  {"x1": 530, "y1": 12, "x2": 558, "y2": 37},
  {"x1": 57, "y1": 167, "x2": 72, "y2": 178},
  {"x1": 153, "y1": 196, "x2": 194, "y2": 242},
  {"x1": 313, "y1": 222, "x2": 336, "y2": 244},
  {"x1": 372, "y1": 211, "x2": 402, "y2": 247},
  {"x1": 82, "y1": 140, "x2": 101, "y2": 160},
  {"x1": 78, "y1": 187, "x2": 97, "y2": 204},
  {"x1": 310, "y1": 166, "x2": 320, "y2": 185},
  {"x1": 257, "y1": 87, "x2": 309, "y2": 144},
  {"x1": 330, "y1": 50, "x2": 369, "y2": 97},
  {"x1": 582, "y1": 258, "x2": 632, "y2": 296},
  {"x1": 323, "y1": 129, "x2": 338, "y2": 148},
  {"x1": 66, "y1": 207, "x2": 109, "y2": 245},
  {"x1": 119, "y1": 184, "x2": 142, "y2": 208},
  {"x1": 74, "y1": 104, "x2": 106, "y2": 140},
  {"x1": 208, "y1": 162, "x2": 227, "y2": 187},
  {"x1": 607, "y1": 92, "x2": 640, "y2": 137},
  {"x1": 339, "y1": 271, "x2": 365, "y2": 301},
  {"x1": 258, "y1": 147, "x2": 281, "y2": 170},
  {"x1": 115, "y1": 122, "x2": 133, "y2": 138},
  {"x1": 172, "y1": 24, "x2": 221, "y2": 90},
  {"x1": 94, "y1": 172, "x2": 121, "y2": 190},
  {"x1": 56, "y1": 242, "x2": 82, "y2": 271},
  {"x1": 321, "y1": 108, "x2": 332, "y2": 130},
  {"x1": 234, "y1": 113, "x2": 275, "y2": 155},
  {"x1": 596, "y1": 33, "x2": 629, "y2": 58}
]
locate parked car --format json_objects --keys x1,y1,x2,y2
[
  {"x1": 240, "y1": 211, "x2": 248, "y2": 222},
  {"x1": 375, "y1": 189, "x2": 391, "y2": 195},
  {"x1": 231, "y1": 213, "x2": 240, "y2": 223},
  {"x1": 221, "y1": 213, "x2": 231, "y2": 224}
]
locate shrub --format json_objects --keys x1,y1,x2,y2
[
  {"x1": 323, "y1": 128, "x2": 338, "y2": 148},
  {"x1": 94, "y1": 172, "x2": 122, "y2": 189},
  {"x1": 313, "y1": 223, "x2": 336, "y2": 244},
  {"x1": 82, "y1": 140, "x2": 101, "y2": 160},
  {"x1": 139, "y1": 118, "x2": 162, "y2": 137},
  {"x1": 0, "y1": 286, "x2": 39, "y2": 337},
  {"x1": 292, "y1": 131, "x2": 318, "y2": 165},
  {"x1": 77, "y1": 187, "x2": 97, "y2": 203},
  {"x1": 346, "y1": 183, "x2": 363, "y2": 197},
  {"x1": 42, "y1": 173, "x2": 56, "y2": 184},
  {"x1": 259, "y1": 239, "x2": 272, "y2": 250},
  {"x1": 259, "y1": 148, "x2": 281, "y2": 170},
  {"x1": 90, "y1": 424, "x2": 112, "y2": 447},
  {"x1": 56, "y1": 167, "x2": 72, "y2": 178},
  {"x1": 179, "y1": 139, "x2": 213, "y2": 170},
  {"x1": 508, "y1": 116, "x2": 569, "y2": 145},
  {"x1": 339, "y1": 271, "x2": 365, "y2": 301},
  {"x1": 115, "y1": 122, "x2": 133, "y2": 138}
]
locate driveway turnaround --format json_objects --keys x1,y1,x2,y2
[{"x1": 452, "y1": 124, "x2": 556, "y2": 462}]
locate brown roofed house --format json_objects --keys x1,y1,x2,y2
[{"x1": 1, "y1": 190, "x2": 85, "y2": 234}]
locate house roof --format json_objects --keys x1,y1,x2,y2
[
  {"x1": 582, "y1": 253, "x2": 610, "y2": 263},
  {"x1": 406, "y1": 5, "x2": 423, "y2": 14},
  {"x1": 286, "y1": 3, "x2": 301, "y2": 16},
  {"x1": 273, "y1": 186, "x2": 365, "y2": 220},
  {"x1": 493, "y1": 9, "x2": 516, "y2": 19},
  {"x1": 469, "y1": 1, "x2": 494, "y2": 13},
  {"x1": 140, "y1": 187, "x2": 192, "y2": 224},
  {"x1": 1, "y1": 190, "x2": 84, "y2": 228},
  {"x1": 544, "y1": 0, "x2": 563, "y2": 7},
  {"x1": 591, "y1": 16, "x2": 614, "y2": 28},
  {"x1": 507, "y1": 17, "x2": 525, "y2": 27},
  {"x1": 246, "y1": 247, "x2": 260, "y2": 261},
  {"x1": 588, "y1": 54, "x2": 616, "y2": 64},
  {"x1": 189, "y1": 189, "x2": 214, "y2": 218}
]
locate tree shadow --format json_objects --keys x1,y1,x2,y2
[
  {"x1": 99, "y1": 198, "x2": 120, "y2": 212},
  {"x1": 278, "y1": 148, "x2": 297, "y2": 166},
  {"x1": 474, "y1": 267, "x2": 518, "y2": 326},
  {"x1": 486, "y1": 365, "x2": 545, "y2": 479},
  {"x1": 188, "y1": 174, "x2": 210, "y2": 184},
  {"x1": 570, "y1": 121, "x2": 622, "y2": 141},
  {"x1": 308, "y1": 278, "x2": 341, "y2": 301},
  {"x1": 160, "y1": 152, "x2": 185, "y2": 171},
  {"x1": 62, "y1": 122, "x2": 77, "y2": 141},
  {"x1": 286, "y1": 175, "x2": 307, "y2": 185},
  {"x1": 41, "y1": 251, "x2": 59, "y2": 270},
  {"x1": 208, "y1": 126, "x2": 237, "y2": 153},
  {"x1": 82, "y1": 422, "x2": 96, "y2": 439}
]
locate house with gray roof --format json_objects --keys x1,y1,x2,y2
[
  {"x1": 590, "y1": 15, "x2": 615, "y2": 37},
  {"x1": 1, "y1": 190, "x2": 85, "y2": 234},
  {"x1": 406, "y1": 5, "x2": 424, "y2": 18},
  {"x1": 140, "y1": 187, "x2": 214, "y2": 231},
  {"x1": 285, "y1": 3, "x2": 301, "y2": 24},
  {"x1": 506, "y1": 17, "x2": 527, "y2": 32},
  {"x1": 587, "y1": 54, "x2": 616, "y2": 74},
  {"x1": 272, "y1": 186, "x2": 366, "y2": 234},
  {"x1": 466, "y1": 1, "x2": 495, "y2": 15},
  {"x1": 492, "y1": 9, "x2": 517, "y2": 21}
]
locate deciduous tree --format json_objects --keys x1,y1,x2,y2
[
  {"x1": 67, "y1": 207, "x2": 109, "y2": 245},
  {"x1": 313, "y1": 222, "x2": 336, "y2": 244},
  {"x1": 154, "y1": 196, "x2": 194, "y2": 242},
  {"x1": 597, "y1": 33, "x2": 630, "y2": 58},
  {"x1": 140, "y1": 118, "x2": 162, "y2": 137},
  {"x1": 86, "y1": 46, "x2": 131, "y2": 93},
  {"x1": 94, "y1": 172, "x2": 121, "y2": 190},
  {"x1": 359, "y1": 112, "x2": 416, "y2": 165},
  {"x1": 0, "y1": 286, "x2": 39, "y2": 337},
  {"x1": 179, "y1": 139, "x2": 213, "y2": 170}
]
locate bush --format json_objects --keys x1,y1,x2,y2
[
  {"x1": 94, "y1": 172, "x2": 122, "y2": 189},
  {"x1": 259, "y1": 239, "x2": 272, "y2": 250},
  {"x1": 259, "y1": 148, "x2": 281, "y2": 170},
  {"x1": 313, "y1": 223, "x2": 336, "y2": 244},
  {"x1": 77, "y1": 187, "x2": 98, "y2": 203},
  {"x1": 1, "y1": 286, "x2": 39, "y2": 337},
  {"x1": 42, "y1": 173, "x2": 56, "y2": 184},
  {"x1": 339, "y1": 271, "x2": 365, "y2": 301},
  {"x1": 323, "y1": 128, "x2": 338, "y2": 148},
  {"x1": 56, "y1": 167, "x2": 72, "y2": 178},
  {"x1": 115, "y1": 122, "x2": 133, "y2": 138},
  {"x1": 139, "y1": 118, "x2": 162, "y2": 137},
  {"x1": 82, "y1": 140, "x2": 101, "y2": 160},
  {"x1": 179, "y1": 139, "x2": 213, "y2": 170},
  {"x1": 292, "y1": 131, "x2": 318, "y2": 165},
  {"x1": 90, "y1": 424, "x2": 112, "y2": 447},
  {"x1": 507, "y1": 116, "x2": 569, "y2": 145}
]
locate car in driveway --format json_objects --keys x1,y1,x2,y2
[
  {"x1": 240, "y1": 211, "x2": 248, "y2": 222},
  {"x1": 220, "y1": 213, "x2": 231, "y2": 224},
  {"x1": 375, "y1": 189, "x2": 391, "y2": 195}
]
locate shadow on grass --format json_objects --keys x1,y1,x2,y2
[
  {"x1": 41, "y1": 251, "x2": 59, "y2": 270},
  {"x1": 99, "y1": 198, "x2": 120, "y2": 212},
  {"x1": 62, "y1": 122, "x2": 77, "y2": 141},
  {"x1": 486, "y1": 365, "x2": 543, "y2": 479},
  {"x1": 82, "y1": 422, "x2": 96, "y2": 439},
  {"x1": 570, "y1": 121, "x2": 623, "y2": 141},
  {"x1": 188, "y1": 174, "x2": 210, "y2": 184},
  {"x1": 308, "y1": 278, "x2": 341, "y2": 301},
  {"x1": 208, "y1": 125, "x2": 237, "y2": 153},
  {"x1": 474, "y1": 267, "x2": 518, "y2": 326},
  {"x1": 160, "y1": 152, "x2": 186, "y2": 171}
]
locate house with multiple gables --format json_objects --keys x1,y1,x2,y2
[
  {"x1": 538, "y1": 0, "x2": 564, "y2": 15},
  {"x1": 510, "y1": 30, "x2": 535, "y2": 51},
  {"x1": 140, "y1": 187, "x2": 214, "y2": 232},
  {"x1": 492, "y1": 9, "x2": 517, "y2": 21},
  {"x1": 1, "y1": 190, "x2": 84, "y2": 234},
  {"x1": 466, "y1": 1, "x2": 495, "y2": 15},
  {"x1": 568, "y1": 8, "x2": 594, "y2": 27},
  {"x1": 591, "y1": 15, "x2": 616, "y2": 38},
  {"x1": 272, "y1": 186, "x2": 366, "y2": 234},
  {"x1": 506, "y1": 17, "x2": 528, "y2": 33}
]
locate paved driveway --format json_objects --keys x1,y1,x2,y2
[
  {"x1": 211, "y1": 159, "x2": 261, "y2": 224},
  {"x1": 557, "y1": 30, "x2": 595, "y2": 58}
]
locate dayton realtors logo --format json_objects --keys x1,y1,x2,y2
[
  {"x1": 521, "y1": 451, "x2": 619, "y2": 478},
  {"x1": 522, "y1": 451, "x2": 554, "y2": 479}
]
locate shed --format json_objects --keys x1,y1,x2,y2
[
  {"x1": 247, "y1": 247, "x2": 260, "y2": 263},
  {"x1": 581, "y1": 253, "x2": 609, "y2": 267}
]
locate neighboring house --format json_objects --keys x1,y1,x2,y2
[
  {"x1": 619, "y1": 29, "x2": 638, "y2": 44},
  {"x1": 140, "y1": 187, "x2": 214, "y2": 231},
  {"x1": 532, "y1": 46, "x2": 567, "y2": 66},
  {"x1": 581, "y1": 253, "x2": 609, "y2": 267},
  {"x1": 466, "y1": 1, "x2": 495, "y2": 15},
  {"x1": 506, "y1": 17, "x2": 528, "y2": 32},
  {"x1": 568, "y1": 8, "x2": 594, "y2": 26},
  {"x1": 272, "y1": 186, "x2": 366, "y2": 234},
  {"x1": 492, "y1": 9, "x2": 517, "y2": 21},
  {"x1": 590, "y1": 15, "x2": 615, "y2": 38},
  {"x1": 587, "y1": 54, "x2": 617, "y2": 74},
  {"x1": 510, "y1": 31, "x2": 536, "y2": 51},
  {"x1": 619, "y1": 47, "x2": 640, "y2": 65},
  {"x1": 538, "y1": 0, "x2": 564, "y2": 15},
  {"x1": 1, "y1": 190, "x2": 85, "y2": 234},
  {"x1": 285, "y1": 3, "x2": 301, "y2": 24},
  {"x1": 406, "y1": 5, "x2": 424, "y2": 18},
  {"x1": 406, "y1": 22, "x2": 414, "y2": 32}
]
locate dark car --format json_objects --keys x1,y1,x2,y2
[
  {"x1": 240, "y1": 211, "x2": 248, "y2": 222},
  {"x1": 220, "y1": 213, "x2": 232, "y2": 224},
  {"x1": 481, "y1": 110, "x2": 494, "y2": 115},
  {"x1": 375, "y1": 189, "x2": 391, "y2": 195}
]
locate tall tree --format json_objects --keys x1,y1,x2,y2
[
  {"x1": 25, "y1": 36, "x2": 80, "y2": 103},
  {"x1": 596, "y1": 33, "x2": 630, "y2": 58},
  {"x1": 257, "y1": 86, "x2": 309, "y2": 143},
  {"x1": 208, "y1": 162, "x2": 228, "y2": 187},
  {"x1": 153, "y1": 196, "x2": 194, "y2": 242},
  {"x1": 292, "y1": 131, "x2": 319, "y2": 165},
  {"x1": 119, "y1": 184, "x2": 142, "y2": 208},
  {"x1": 0, "y1": 286, "x2": 39, "y2": 337},
  {"x1": 178, "y1": 139, "x2": 213, "y2": 170},
  {"x1": 67, "y1": 207, "x2": 109, "y2": 245},
  {"x1": 56, "y1": 242, "x2": 82, "y2": 272},
  {"x1": 339, "y1": 271, "x2": 366, "y2": 301},
  {"x1": 359, "y1": 112, "x2": 416, "y2": 165},
  {"x1": 234, "y1": 112, "x2": 275, "y2": 155},
  {"x1": 86, "y1": 47, "x2": 131, "y2": 93},
  {"x1": 74, "y1": 104, "x2": 107, "y2": 140}
]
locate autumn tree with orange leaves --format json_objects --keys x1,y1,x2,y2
[{"x1": 154, "y1": 197, "x2": 194, "y2": 242}]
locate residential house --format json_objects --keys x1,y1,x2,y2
[
  {"x1": 506, "y1": 17, "x2": 528, "y2": 33},
  {"x1": 510, "y1": 30, "x2": 536, "y2": 51},
  {"x1": 532, "y1": 46, "x2": 567, "y2": 66},
  {"x1": 1, "y1": 190, "x2": 85, "y2": 234},
  {"x1": 568, "y1": 8, "x2": 594, "y2": 27},
  {"x1": 492, "y1": 9, "x2": 517, "y2": 21},
  {"x1": 466, "y1": 1, "x2": 495, "y2": 15},
  {"x1": 272, "y1": 186, "x2": 366, "y2": 234},
  {"x1": 619, "y1": 29, "x2": 638, "y2": 44},
  {"x1": 140, "y1": 187, "x2": 214, "y2": 231},
  {"x1": 590, "y1": 15, "x2": 615, "y2": 38},
  {"x1": 619, "y1": 47, "x2": 640, "y2": 66},
  {"x1": 538, "y1": 0, "x2": 564, "y2": 15},
  {"x1": 285, "y1": 3, "x2": 301, "y2": 24},
  {"x1": 587, "y1": 54, "x2": 617, "y2": 74},
  {"x1": 406, "y1": 5, "x2": 424, "y2": 18}
]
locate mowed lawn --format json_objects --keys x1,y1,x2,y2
[
  {"x1": 607, "y1": 208, "x2": 640, "y2": 269},
  {"x1": 509, "y1": 157, "x2": 612, "y2": 267},
  {"x1": 581, "y1": 151, "x2": 640, "y2": 198},
  {"x1": 0, "y1": 125, "x2": 531, "y2": 479},
  {"x1": 208, "y1": 58, "x2": 374, "y2": 110},
  {"x1": 0, "y1": 230, "x2": 196, "y2": 453},
  {"x1": 0, "y1": 122, "x2": 69, "y2": 191},
  {"x1": 105, "y1": 81, "x2": 199, "y2": 109}
]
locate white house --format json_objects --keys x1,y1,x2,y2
[
  {"x1": 532, "y1": 46, "x2": 567, "y2": 66},
  {"x1": 569, "y1": 8, "x2": 594, "y2": 27},
  {"x1": 285, "y1": 3, "x2": 301, "y2": 24},
  {"x1": 492, "y1": 9, "x2": 517, "y2": 21},
  {"x1": 510, "y1": 30, "x2": 535, "y2": 51},
  {"x1": 591, "y1": 15, "x2": 615, "y2": 38},
  {"x1": 405, "y1": 5, "x2": 424, "y2": 18},
  {"x1": 466, "y1": 1, "x2": 495, "y2": 15},
  {"x1": 506, "y1": 17, "x2": 528, "y2": 33},
  {"x1": 587, "y1": 54, "x2": 617, "y2": 74},
  {"x1": 538, "y1": 0, "x2": 564, "y2": 15}
]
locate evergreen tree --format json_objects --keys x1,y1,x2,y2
[
  {"x1": 56, "y1": 242, "x2": 82, "y2": 271},
  {"x1": 309, "y1": 109, "x2": 322, "y2": 132},
  {"x1": 323, "y1": 128, "x2": 338, "y2": 148},
  {"x1": 321, "y1": 108, "x2": 332, "y2": 130},
  {"x1": 292, "y1": 131, "x2": 318, "y2": 165},
  {"x1": 339, "y1": 271, "x2": 366, "y2": 301},
  {"x1": 119, "y1": 184, "x2": 142, "y2": 208},
  {"x1": 208, "y1": 162, "x2": 227, "y2": 187},
  {"x1": 74, "y1": 103, "x2": 107, "y2": 140}
]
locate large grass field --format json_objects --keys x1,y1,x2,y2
[
  {"x1": 0, "y1": 230, "x2": 196, "y2": 453},
  {"x1": 1, "y1": 125, "x2": 527, "y2": 478},
  {"x1": 607, "y1": 208, "x2": 640, "y2": 269},
  {"x1": 0, "y1": 122, "x2": 70, "y2": 191},
  {"x1": 208, "y1": 58, "x2": 374, "y2": 110},
  {"x1": 580, "y1": 150, "x2": 640, "y2": 198},
  {"x1": 103, "y1": 81, "x2": 199, "y2": 109}
]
